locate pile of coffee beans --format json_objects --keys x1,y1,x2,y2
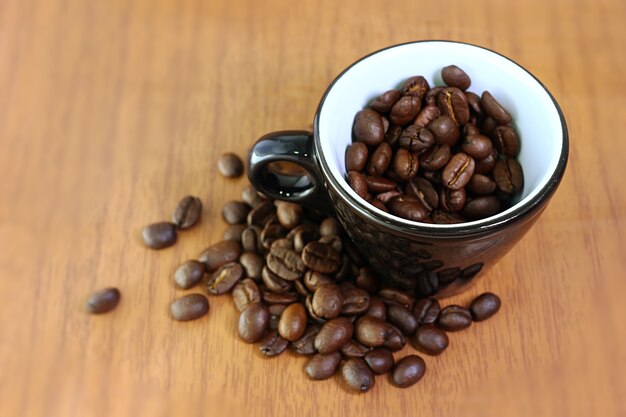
[
  {"x1": 346, "y1": 65, "x2": 524, "y2": 223},
  {"x1": 141, "y1": 195, "x2": 203, "y2": 249}
]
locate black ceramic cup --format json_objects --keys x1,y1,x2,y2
[{"x1": 248, "y1": 41, "x2": 568, "y2": 298}]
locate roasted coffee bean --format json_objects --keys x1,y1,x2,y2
[
  {"x1": 199, "y1": 240, "x2": 242, "y2": 271},
  {"x1": 431, "y1": 209, "x2": 466, "y2": 224},
  {"x1": 292, "y1": 224, "x2": 319, "y2": 253},
  {"x1": 314, "y1": 317, "x2": 354, "y2": 353},
  {"x1": 319, "y1": 235, "x2": 342, "y2": 254},
  {"x1": 440, "y1": 187, "x2": 467, "y2": 212},
  {"x1": 275, "y1": 202, "x2": 303, "y2": 229},
  {"x1": 241, "y1": 226, "x2": 262, "y2": 254},
  {"x1": 387, "y1": 304, "x2": 418, "y2": 335},
  {"x1": 217, "y1": 152, "x2": 244, "y2": 178},
  {"x1": 388, "y1": 195, "x2": 429, "y2": 222},
  {"x1": 365, "y1": 297, "x2": 387, "y2": 321},
  {"x1": 442, "y1": 153, "x2": 475, "y2": 190},
  {"x1": 365, "y1": 176, "x2": 397, "y2": 193},
  {"x1": 481, "y1": 117, "x2": 498, "y2": 136},
  {"x1": 239, "y1": 252, "x2": 263, "y2": 280},
  {"x1": 481, "y1": 91, "x2": 512, "y2": 124},
  {"x1": 232, "y1": 278, "x2": 261, "y2": 312},
  {"x1": 241, "y1": 184, "x2": 266, "y2": 207},
  {"x1": 493, "y1": 158, "x2": 524, "y2": 194},
  {"x1": 406, "y1": 177, "x2": 439, "y2": 212},
  {"x1": 341, "y1": 287, "x2": 371, "y2": 315},
  {"x1": 425, "y1": 86, "x2": 444, "y2": 105},
  {"x1": 402, "y1": 75, "x2": 430, "y2": 99},
  {"x1": 268, "y1": 303, "x2": 287, "y2": 330},
  {"x1": 341, "y1": 340, "x2": 371, "y2": 358},
  {"x1": 465, "y1": 91, "x2": 483, "y2": 116},
  {"x1": 419, "y1": 144, "x2": 452, "y2": 171},
  {"x1": 173, "y1": 196, "x2": 202, "y2": 229},
  {"x1": 174, "y1": 260, "x2": 205, "y2": 289},
  {"x1": 390, "y1": 95, "x2": 421, "y2": 126},
  {"x1": 474, "y1": 149, "x2": 498, "y2": 174},
  {"x1": 463, "y1": 196, "x2": 501, "y2": 220},
  {"x1": 399, "y1": 125, "x2": 434, "y2": 153},
  {"x1": 468, "y1": 174, "x2": 497, "y2": 195},
  {"x1": 438, "y1": 305, "x2": 472, "y2": 331},
  {"x1": 470, "y1": 292, "x2": 501, "y2": 321},
  {"x1": 238, "y1": 302, "x2": 269, "y2": 343},
  {"x1": 302, "y1": 241, "x2": 341, "y2": 274},
  {"x1": 305, "y1": 352, "x2": 342, "y2": 380},
  {"x1": 86, "y1": 287, "x2": 120, "y2": 314},
  {"x1": 260, "y1": 223, "x2": 288, "y2": 250},
  {"x1": 413, "y1": 105, "x2": 440, "y2": 128},
  {"x1": 378, "y1": 288, "x2": 414, "y2": 309},
  {"x1": 292, "y1": 324, "x2": 321, "y2": 355},
  {"x1": 247, "y1": 200, "x2": 275, "y2": 227},
  {"x1": 355, "y1": 268, "x2": 380, "y2": 293},
  {"x1": 385, "y1": 124, "x2": 403, "y2": 146},
  {"x1": 391, "y1": 355, "x2": 426, "y2": 388},
  {"x1": 491, "y1": 125, "x2": 520, "y2": 157},
  {"x1": 259, "y1": 330, "x2": 289, "y2": 357},
  {"x1": 341, "y1": 358, "x2": 375, "y2": 393},
  {"x1": 223, "y1": 224, "x2": 246, "y2": 242},
  {"x1": 319, "y1": 217, "x2": 341, "y2": 237},
  {"x1": 278, "y1": 303, "x2": 307, "y2": 341},
  {"x1": 392, "y1": 148, "x2": 419, "y2": 181},
  {"x1": 142, "y1": 222, "x2": 177, "y2": 249},
  {"x1": 438, "y1": 87, "x2": 470, "y2": 125},
  {"x1": 271, "y1": 238, "x2": 293, "y2": 250},
  {"x1": 413, "y1": 298, "x2": 441, "y2": 325},
  {"x1": 414, "y1": 324, "x2": 449, "y2": 355},
  {"x1": 347, "y1": 171, "x2": 368, "y2": 199},
  {"x1": 464, "y1": 122, "x2": 481, "y2": 137},
  {"x1": 207, "y1": 262, "x2": 243, "y2": 295},
  {"x1": 430, "y1": 115, "x2": 460, "y2": 146},
  {"x1": 354, "y1": 109, "x2": 385, "y2": 146},
  {"x1": 266, "y1": 246, "x2": 306, "y2": 280},
  {"x1": 303, "y1": 270, "x2": 333, "y2": 292},
  {"x1": 366, "y1": 142, "x2": 392, "y2": 176},
  {"x1": 442, "y1": 65, "x2": 471, "y2": 90},
  {"x1": 370, "y1": 90, "x2": 401, "y2": 113},
  {"x1": 364, "y1": 348, "x2": 394, "y2": 374},
  {"x1": 355, "y1": 316, "x2": 406, "y2": 351},
  {"x1": 261, "y1": 266, "x2": 292, "y2": 293},
  {"x1": 461, "y1": 134, "x2": 493, "y2": 159},
  {"x1": 170, "y1": 293, "x2": 209, "y2": 321},
  {"x1": 311, "y1": 284, "x2": 343, "y2": 319},
  {"x1": 345, "y1": 142, "x2": 369, "y2": 173}
]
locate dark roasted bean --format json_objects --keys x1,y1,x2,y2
[
  {"x1": 305, "y1": 352, "x2": 342, "y2": 380},
  {"x1": 341, "y1": 340, "x2": 371, "y2": 358},
  {"x1": 241, "y1": 185, "x2": 266, "y2": 207},
  {"x1": 345, "y1": 142, "x2": 369, "y2": 173},
  {"x1": 222, "y1": 201, "x2": 250, "y2": 225},
  {"x1": 267, "y1": 246, "x2": 306, "y2": 280},
  {"x1": 364, "y1": 348, "x2": 394, "y2": 374},
  {"x1": 292, "y1": 224, "x2": 319, "y2": 253},
  {"x1": 470, "y1": 292, "x2": 501, "y2": 321},
  {"x1": 401, "y1": 75, "x2": 429, "y2": 99},
  {"x1": 292, "y1": 324, "x2": 321, "y2": 355},
  {"x1": 241, "y1": 226, "x2": 261, "y2": 253},
  {"x1": 364, "y1": 297, "x2": 387, "y2": 321},
  {"x1": 413, "y1": 105, "x2": 440, "y2": 128},
  {"x1": 377, "y1": 288, "x2": 414, "y2": 309},
  {"x1": 461, "y1": 134, "x2": 493, "y2": 159},
  {"x1": 247, "y1": 200, "x2": 275, "y2": 227},
  {"x1": 199, "y1": 240, "x2": 241, "y2": 271},
  {"x1": 442, "y1": 65, "x2": 471, "y2": 90},
  {"x1": 238, "y1": 302, "x2": 269, "y2": 343},
  {"x1": 463, "y1": 196, "x2": 501, "y2": 220},
  {"x1": 302, "y1": 241, "x2": 341, "y2": 274},
  {"x1": 223, "y1": 224, "x2": 246, "y2": 242},
  {"x1": 354, "y1": 109, "x2": 385, "y2": 146},
  {"x1": 391, "y1": 355, "x2": 426, "y2": 388},
  {"x1": 355, "y1": 267, "x2": 380, "y2": 293},
  {"x1": 347, "y1": 170, "x2": 368, "y2": 199},
  {"x1": 390, "y1": 96, "x2": 421, "y2": 126},
  {"x1": 399, "y1": 125, "x2": 434, "y2": 153},
  {"x1": 430, "y1": 115, "x2": 460, "y2": 146},
  {"x1": 438, "y1": 305, "x2": 472, "y2": 331},
  {"x1": 413, "y1": 298, "x2": 441, "y2": 325},
  {"x1": 481, "y1": 91, "x2": 512, "y2": 124},
  {"x1": 491, "y1": 125, "x2": 520, "y2": 157},
  {"x1": 232, "y1": 278, "x2": 261, "y2": 312},
  {"x1": 406, "y1": 177, "x2": 439, "y2": 212},
  {"x1": 173, "y1": 196, "x2": 202, "y2": 229},
  {"x1": 341, "y1": 287, "x2": 371, "y2": 315},
  {"x1": 465, "y1": 91, "x2": 483, "y2": 116},
  {"x1": 387, "y1": 304, "x2": 418, "y2": 335},
  {"x1": 341, "y1": 358, "x2": 375, "y2": 393},
  {"x1": 392, "y1": 148, "x2": 420, "y2": 181},
  {"x1": 276, "y1": 201, "x2": 303, "y2": 229},
  {"x1": 86, "y1": 287, "x2": 121, "y2": 314},
  {"x1": 312, "y1": 284, "x2": 343, "y2": 319},
  {"x1": 440, "y1": 187, "x2": 467, "y2": 212},
  {"x1": 442, "y1": 153, "x2": 475, "y2": 190},
  {"x1": 170, "y1": 294, "x2": 209, "y2": 321},
  {"x1": 259, "y1": 330, "x2": 289, "y2": 357},
  {"x1": 468, "y1": 174, "x2": 497, "y2": 195},
  {"x1": 319, "y1": 217, "x2": 341, "y2": 236},
  {"x1": 142, "y1": 222, "x2": 177, "y2": 249},
  {"x1": 314, "y1": 317, "x2": 354, "y2": 354},
  {"x1": 319, "y1": 234, "x2": 342, "y2": 253},
  {"x1": 385, "y1": 124, "x2": 403, "y2": 146},
  {"x1": 217, "y1": 153, "x2": 243, "y2": 178},
  {"x1": 239, "y1": 252, "x2": 263, "y2": 280},
  {"x1": 366, "y1": 142, "x2": 393, "y2": 176},
  {"x1": 438, "y1": 87, "x2": 470, "y2": 125},
  {"x1": 431, "y1": 209, "x2": 466, "y2": 224},
  {"x1": 174, "y1": 260, "x2": 205, "y2": 289},
  {"x1": 303, "y1": 270, "x2": 334, "y2": 292},
  {"x1": 278, "y1": 303, "x2": 307, "y2": 341},
  {"x1": 387, "y1": 195, "x2": 429, "y2": 222},
  {"x1": 370, "y1": 89, "x2": 401, "y2": 113},
  {"x1": 268, "y1": 303, "x2": 287, "y2": 330},
  {"x1": 419, "y1": 144, "x2": 452, "y2": 171},
  {"x1": 493, "y1": 158, "x2": 524, "y2": 194},
  {"x1": 260, "y1": 223, "x2": 288, "y2": 250},
  {"x1": 206, "y1": 262, "x2": 243, "y2": 295},
  {"x1": 365, "y1": 176, "x2": 397, "y2": 193},
  {"x1": 414, "y1": 324, "x2": 449, "y2": 355},
  {"x1": 354, "y1": 316, "x2": 406, "y2": 351},
  {"x1": 263, "y1": 291, "x2": 299, "y2": 305},
  {"x1": 474, "y1": 149, "x2": 498, "y2": 174},
  {"x1": 261, "y1": 266, "x2": 292, "y2": 293}
]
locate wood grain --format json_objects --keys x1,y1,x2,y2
[{"x1": 1, "y1": 0, "x2": 625, "y2": 416}]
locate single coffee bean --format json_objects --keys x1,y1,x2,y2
[
  {"x1": 402, "y1": 75, "x2": 430, "y2": 99},
  {"x1": 406, "y1": 177, "x2": 439, "y2": 212},
  {"x1": 231, "y1": 278, "x2": 261, "y2": 312},
  {"x1": 474, "y1": 149, "x2": 498, "y2": 175},
  {"x1": 493, "y1": 158, "x2": 524, "y2": 194},
  {"x1": 354, "y1": 316, "x2": 406, "y2": 351},
  {"x1": 172, "y1": 195, "x2": 202, "y2": 229},
  {"x1": 341, "y1": 340, "x2": 371, "y2": 358},
  {"x1": 392, "y1": 148, "x2": 419, "y2": 181},
  {"x1": 314, "y1": 317, "x2": 354, "y2": 353},
  {"x1": 390, "y1": 95, "x2": 421, "y2": 126},
  {"x1": 174, "y1": 260, "x2": 205, "y2": 289},
  {"x1": 463, "y1": 196, "x2": 501, "y2": 220},
  {"x1": 429, "y1": 115, "x2": 460, "y2": 146},
  {"x1": 241, "y1": 184, "x2": 265, "y2": 207},
  {"x1": 465, "y1": 91, "x2": 483, "y2": 116},
  {"x1": 440, "y1": 187, "x2": 467, "y2": 212},
  {"x1": 364, "y1": 348, "x2": 394, "y2": 374},
  {"x1": 438, "y1": 87, "x2": 470, "y2": 125},
  {"x1": 319, "y1": 217, "x2": 341, "y2": 237},
  {"x1": 377, "y1": 288, "x2": 415, "y2": 309},
  {"x1": 347, "y1": 170, "x2": 368, "y2": 199},
  {"x1": 268, "y1": 303, "x2": 287, "y2": 330},
  {"x1": 366, "y1": 142, "x2": 392, "y2": 176},
  {"x1": 170, "y1": 293, "x2": 209, "y2": 321},
  {"x1": 302, "y1": 241, "x2": 341, "y2": 274},
  {"x1": 276, "y1": 201, "x2": 303, "y2": 229},
  {"x1": 442, "y1": 65, "x2": 471, "y2": 90},
  {"x1": 259, "y1": 330, "x2": 289, "y2": 357},
  {"x1": 461, "y1": 134, "x2": 493, "y2": 160},
  {"x1": 491, "y1": 125, "x2": 520, "y2": 157},
  {"x1": 341, "y1": 358, "x2": 375, "y2": 393},
  {"x1": 481, "y1": 91, "x2": 512, "y2": 124},
  {"x1": 312, "y1": 284, "x2": 343, "y2": 319},
  {"x1": 261, "y1": 266, "x2": 292, "y2": 293},
  {"x1": 387, "y1": 195, "x2": 429, "y2": 222},
  {"x1": 238, "y1": 252, "x2": 263, "y2": 280},
  {"x1": 278, "y1": 303, "x2": 307, "y2": 341},
  {"x1": 470, "y1": 292, "x2": 501, "y2": 321},
  {"x1": 246, "y1": 200, "x2": 275, "y2": 227},
  {"x1": 442, "y1": 153, "x2": 475, "y2": 190},
  {"x1": 399, "y1": 125, "x2": 435, "y2": 154},
  {"x1": 199, "y1": 240, "x2": 241, "y2": 271},
  {"x1": 223, "y1": 224, "x2": 246, "y2": 242},
  {"x1": 414, "y1": 324, "x2": 449, "y2": 355},
  {"x1": 86, "y1": 287, "x2": 120, "y2": 314},
  {"x1": 391, "y1": 355, "x2": 426, "y2": 388},
  {"x1": 413, "y1": 105, "x2": 440, "y2": 128},
  {"x1": 142, "y1": 222, "x2": 177, "y2": 249},
  {"x1": 354, "y1": 109, "x2": 385, "y2": 146},
  {"x1": 305, "y1": 352, "x2": 342, "y2": 380},
  {"x1": 238, "y1": 302, "x2": 269, "y2": 343},
  {"x1": 365, "y1": 176, "x2": 397, "y2": 193},
  {"x1": 387, "y1": 304, "x2": 418, "y2": 335},
  {"x1": 217, "y1": 152, "x2": 244, "y2": 178},
  {"x1": 413, "y1": 298, "x2": 441, "y2": 325},
  {"x1": 267, "y1": 246, "x2": 306, "y2": 281},
  {"x1": 419, "y1": 144, "x2": 452, "y2": 171},
  {"x1": 365, "y1": 297, "x2": 387, "y2": 321},
  {"x1": 468, "y1": 174, "x2": 497, "y2": 195},
  {"x1": 341, "y1": 287, "x2": 371, "y2": 315},
  {"x1": 438, "y1": 305, "x2": 472, "y2": 331},
  {"x1": 206, "y1": 262, "x2": 243, "y2": 295},
  {"x1": 292, "y1": 323, "x2": 321, "y2": 355},
  {"x1": 222, "y1": 201, "x2": 251, "y2": 225},
  {"x1": 370, "y1": 89, "x2": 401, "y2": 113}
]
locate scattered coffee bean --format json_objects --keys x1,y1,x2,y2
[
  {"x1": 223, "y1": 224, "x2": 246, "y2": 242},
  {"x1": 341, "y1": 358, "x2": 375, "y2": 393},
  {"x1": 355, "y1": 315, "x2": 406, "y2": 351},
  {"x1": 438, "y1": 305, "x2": 472, "y2": 331},
  {"x1": 364, "y1": 348, "x2": 394, "y2": 374},
  {"x1": 314, "y1": 317, "x2": 354, "y2": 354},
  {"x1": 268, "y1": 303, "x2": 287, "y2": 330},
  {"x1": 469, "y1": 292, "x2": 501, "y2": 321},
  {"x1": 142, "y1": 222, "x2": 177, "y2": 249},
  {"x1": 259, "y1": 330, "x2": 289, "y2": 357},
  {"x1": 174, "y1": 260, "x2": 205, "y2": 289},
  {"x1": 86, "y1": 287, "x2": 120, "y2": 314},
  {"x1": 231, "y1": 279, "x2": 261, "y2": 312},
  {"x1": 302, "y1": 241, "x2": 341, "y2": 274},
  {"x1": 305, "y1": 352, "x2": 342, "y2": 380},
  {"x1": 170, "y1": 294, "x2": 209, "y2": 321},
  {"x1": 391, "y1": 355, "x2": 426, "y2": 388},
  {"x1": 207, "y1": 262, "x2": 243, "y2": 295},
  {"x1": 238, "y1": 302, "x2": 269, "y2": 343},
  {"x1": 292, "y1": 324, "x2": 321, "y2": 355},
  {"x1": 267, "y1": 246, "x2": 306, "y2": 281},
  {"x1": 278, "y1": 303, "x2": 308, "y2": 341},
  {"x1": 364, "y1": 297, "x2": 387, "y2": 321},
  {"x1": 413, "y1": 298, "x2": 440, "y2": 325},
  {"x1": 442, "y1": 65, "x2": 471, "y2": 90},
  {"x1": 387, "y1": 304, "x2": 418, "y2": 335},
  {"x1": 222, "y1": 201, "x2": 251, "y2": 225},
  {"x1": 199, "y1": 240, "x2": 242, "y2": 271},
  {"x1": 414, "y1": 324, "x2": 449, "y2": 355},
  {"x1": 172, "y1": 196, "x2": 202, "y2": 229},
  {"x1": 218, "y1": 152, "x2": 244, "y2": 178},
  {"x1": 276, "y1": 202, "x2": 303, "y2": 229},
  {"x1": 239, "y1": 252, "x2": 264, "y2": 280},
  {"x1": 312, "y1": 284, "x2": 343, "y2": 319},
  {"x1": 340, "y1": 340, "x2": 371, "y2": 358},
  {"x1": 481, "y1": 91, "x2": 512, "y2": 124},
  {"x1": 341, "y1": 287, "x2": 371, "y2": 315},
  {"x1": 241, "y1": 184, "x2": 266, "y2": 207}
]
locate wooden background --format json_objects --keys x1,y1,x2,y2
[{"x1": 1, "y1": 0, "x2": 625, "y2": 416}]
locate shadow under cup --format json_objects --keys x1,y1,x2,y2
[{"x1": 249, "y1": 41, "x2": 568, "y2": 298}]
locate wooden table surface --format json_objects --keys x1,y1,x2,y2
[{"x1": 1, "y1": 0, "x2": 625, "y2": 416}]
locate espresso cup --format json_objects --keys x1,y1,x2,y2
[{"x1": 248, "y1": 40, "x2": 568, "y2": 298}]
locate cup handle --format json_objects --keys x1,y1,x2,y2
[{"x1": 247, "y1": 130, "x2": 334, "y2": 213}]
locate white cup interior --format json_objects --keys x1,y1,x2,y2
[{"x1": 317, "y1": 41, "x2": 565, "y2": 228}]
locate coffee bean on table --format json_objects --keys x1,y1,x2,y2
[
  {"x1": 231, "y1": 278, "x2": 261, "y2": 312},
  {"x1": 292, "y1": 324, "x2": 321, "y2": 355},
  {"x1": 174, "y1": 260, "x2": 205, "y2": 289},
  {"x1": 341, "y1": 287, "x2": 371, "y2": 315},
  {"x1": 469, "y1": 292, "x2": 501, "y2": 321},
  {"x1": 481, "y1": 91, "x2": 512, "y2": 125},
  {"x1": 414, "y1": 324, "x2": 449, "y2": 355},
  {"x1": 278, "y1": 303, "x2": 307, "y2": 341},
  {"x1": 266, "y1": 246, "x2": 306, "y2": 281},
  {"x1": 364, "y1": 348, "x2": 394, "y2": 374},
  {"x1": 222, "y1": 201, "x2": 251, "y2": 225},
  {"x1": 199, "y1": 240, "x2": 241, "y2": 271},
  {"x1": 259, "y1": 330, "x2": 289, "y2": 357},
  {"x1": 442, "y1": 65, "x2": 471, "y2": 90},
  {"x1": 170, "y1": 294, "x2": 209, "y2": 321},
  {"x1": 312, "y1": 284, "x2": 343, "y2": 319},
  {"x1": 241, "y1": 184, "x2": 265, "y2": 207},
  {"x1": 247, "y1": 200, "x2": 275, "y2": 227},
  {"x1": 268, "y1": 303, "x2": 287, "y2": 330},
  {"x1": 437, "y1": 305, "x2": 472, "y2": 331},
  {"x1": 305, "y1": 351, "x2": 342, "y2": 380},
  {"x1": 218, "y1": 152, "x2": 244, "y2": 178},
  {"x1": 314, "y1": 317, "x2": 354, "y2": 354},
  {"x1": 238, "y1": 252, "x2": 263, "y2": 280},
  {"x1": 86, "y1": 287, "x2": 120, "y2": 314},
  {"x1": 142, "y1": 222, "x2": 177, "y2": 249},
  {"x1": 223, "y1": 224, "x2": 246, "y2": 242},
  {"x1": 341, "y1": 358, "x2": 375, "y2": 393},
  {"x1": 391, "y1": 355, "x2": 426, "y2": 388},
  {"x1": 263, "y1": 291, "x2": 299, "y2": 305},
  {"x1": 387, "y1": 304, "x2": 418, "y2": 335},
  {"x1": 354, "y1": 109, "x2": 385, "y2": 146},
  {"x1": 302, "y1": 241, "x2": 341, "y2": 274},
  {"x1": 241, "y1": 226, "x2": 261, "y2": 253},
  {"x1": 364, "y1": 297, "x2": 387, "y2": 321},
  {"x1": 238, "y1": 302, "x2": 269, "y2": 343},
  {"x1": 341, "y1": 340, "x2": 371, "y2": 358},
  {"x1": 172, "y1": 195, "x2": 202, "y2": 229},
  {"x1": 413, "y1": 298, "x2": 440, "y2": 325},
  {"x1": 345, "y1": 142, "x2": 369, "y2": 172},
  {"x1": 354, "y1": 315, "x2": 406, "y2": 351},
  {"x1": 206, "y1": 262, "x2": 243, "y2": 295}
]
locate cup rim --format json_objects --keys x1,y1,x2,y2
[{"x1": 312, "y1": 40, "x2": 569, "y2": 238}]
